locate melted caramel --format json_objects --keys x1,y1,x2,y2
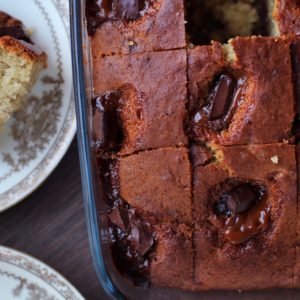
[{"x1": 224, "y1": 198, "x2": 270, "y2": 244}]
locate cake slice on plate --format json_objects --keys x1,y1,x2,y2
[{"x1": 0, "y1": 12, "x2": 47, "y2": 129}]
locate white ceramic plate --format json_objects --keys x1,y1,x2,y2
[
  {"x1": 0, "y1": 245, "x2": 84, "y2": 300},
  {"x1": 0, "y1": 0, "x2": 76, "y2": 211}
]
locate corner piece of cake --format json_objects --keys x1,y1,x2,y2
[
  {"x1": 0, "y1": 12, "x2": 47, "y2": 129},
  {"x1": 92, "y1": 49, "x2": 188, "y2": 154},
  {"x1": 87, "y1": 0, "x2": 186, "y2": 57}
]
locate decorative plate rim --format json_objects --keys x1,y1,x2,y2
[
  {"x1": 0, "y1": 0, "x2": 76, "y2": 212},
  {"x1": 0, "y1": 245, "x2": 84, "y2": 300}
]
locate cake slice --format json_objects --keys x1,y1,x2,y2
[
  {"x1": 0, "y1": 12, "x2": 47, "y2": 129},
  {"x1": 93, "y1": 50, "x2": 188, "y2": 154},
  {"x1": 193, "y1": 144, "x2": 297, "y2": 289},
  {"x1": 87, "y1": 0, "x2": 186, "y2": 57},
  {"x1": 118, "y1": 147, "x2": 192, "y2": 224},
  {"x1": 188, "y1": 37, "x2": 294, "y2": 145},
  {"x1": 107, "y1": 207, "x2": 193, "y2": 288}
]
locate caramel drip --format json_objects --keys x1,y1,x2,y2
[{"x1": 224, "y1": 198, "x2": 270, "y2": 245}]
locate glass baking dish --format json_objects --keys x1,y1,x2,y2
[{"x1": 70, "y1": 1, "x2": 300, "y2": 299}]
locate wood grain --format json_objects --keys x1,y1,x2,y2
[{"x1": 0, "y1": 139, "x2": 109, "y2": 299}]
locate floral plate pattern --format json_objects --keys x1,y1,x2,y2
[
  {"x1": 0, "y1": 246, "x2": 84, "y2": 300},
  {"x1": 0, "y1": 0, "x2": 75, "y2": 211}
]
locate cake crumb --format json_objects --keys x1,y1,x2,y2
[
  {"x1": 271, "y1": 156, "x2": 279, "y2": 164},
  {"x1": 128, "y1": 41, "x2": 136, "y2": 47},
  {"x1": 25, "y1": 27, "x2": 34, "y2": 36}
]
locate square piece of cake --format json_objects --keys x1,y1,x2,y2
[
  {"x1": 0, "y1": 12, "x2": 47, "y2": 129},
  {"x1": 93, "y1": 50, "x2": 188, "y2": 154},
  {"x1": 150, "y1": 224, "x2": 193, "y2": 289},
  {"x1": 118, "y1": 147, "x2": 192, "y2": 224},
  {"x1": 88, "y1": 0, "x2": 186, "y2": 57},
  {"x1": 193, "y1": 144, "x2": 297, "y2": 289},
  {"x1": 188, "y1": 37, "x2": 294, "y2": 146}
]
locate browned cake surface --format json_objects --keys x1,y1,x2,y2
[
  {"x1": 193, "y1": 144, "x2": 297, "y2": 289},
  {"x1": 92, "y1": 84, "x2": 145, "y2": 155},
  {"x1": 0, "y1": 11, "x2": 47, "y2": 129},
  {"x1": 93, "y1": 50, "x2": 188, "y2": 154},
  {"x1": 188, "y1": 37, "x2": 294, "y2": 145},
  {"x1": 90, "y1": 0, "x2": 300, "y2": 292},
  {"x1": 90, "y1": 0, "x2": 186, "y2": 57},
  {"x1": 0, "y1": 36, "x2": 46, "y2": 63},
  {"x1": 150, "y1": 224, "x2": 193, "y2": 289},
  {"x1": 118, "y1": 147, "x2": 192, "y2": 224},
  {"x1": 274, "y1": 0, "x2": 300, "y2": 36}
]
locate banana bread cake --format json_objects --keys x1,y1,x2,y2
[
  {"x1": 193, "y1": 144, "x2": 296, "y2": 289},
  {"x1": 188, "y1": 37, "x2": 294, "y2": 145},
  {"x1": 92, "y1": 50, "x2": 188, "y2": 154},
  {"x1": 88, "y1": 0, "x2": 300, "y2": 291},
  {"x1": 0, "y1": 12, "x2": 47, "y2": 129},
  {"x1": 87, "y1": 0, "x2": 186, "y2": 57}
]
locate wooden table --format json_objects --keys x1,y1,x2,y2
[{"x1": 0, "y1": 139, "x2": 109, "y2": 299}]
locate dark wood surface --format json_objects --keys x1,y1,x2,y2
[{"x1": 0, "y1": 139, "x2": 109, "y2": 300}]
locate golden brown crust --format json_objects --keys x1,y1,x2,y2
[
  {"x1": 0, "y1": 12, "x2": 47, "y2": 130},
  {"x1": 0, "y1": 36, "x2": 47, "y2": 66}
]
